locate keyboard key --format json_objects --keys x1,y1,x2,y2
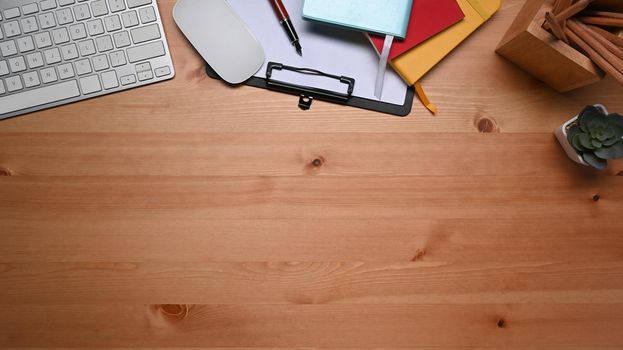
[
  {"x1": 104, "y1": 15, "x2": 122, "y2": 32},
  {"x1": 79, "y1": 74, "x2": 101, "y2": 94},
  {"x1": 126, "y1": 40, "x2": 164, "y2": 63},
  {"x1": 61, "y1": 43, "x2": 79, "y2": 60},
  {"x1": 59, "y1": 0, "x2": 76, "y2": 6},
  {"x1": 52, "y1": 27, "x2": 70, "y2": 44},
  {"x1": 0, "y1": 80, "x2": 5, "y2": 95},
  {"x1": 127, "y1": 0, "x2": 152, "y2": 8},
  {"x1": 96, "y1": 35, "x2": 113, "y2": 52},
  {"x1": 130, "y1": 23, "x2": 160, "y2": 44},
  {"x1": 26, "y1": 52, "x2": 44, "y2": 68},
  {"x1": 101, "y1": 70, "x2": 119, "y2": 89},
  {"x1": 87, "y1": 18, "x2": 104, "y2": 35},
  {"x1": 39, "y1": 12, "x2": 57, "y2": 29},
  {"x1": 0, "y1": 61, "x2": 9, "y2": 76},
  {"x1": 34, "y1": 32, "x2": 53, "y2": 48},
  {"x1": 0, "y1": 80, "x2": 80, "y2": 115},
  {"x1": 40, "y1": 67, "x2": 59, "y2": 83},
  {"x1": 69, "y1": 23, "x2": 87, "y2": 40},
  {"x1": 137, "y1": 69, "x2": 153, "y2": 81},
  {"x1": 44, "y1": 47, "x2": 62, "y2": 64},
  {"x1": 73, "y1": 3, "x2": 91, "y2": 21},
  {"x1": 121, "y1": 11, "x2": 139, "y2": 28},
  {"x1": 3, "y1": 8, "x2": 21, "y2": 20},
  {"x1": 113, "y1": 30, "x2": 131, "y2": 48},
  {"x1": 23, "y1": 71, "x2": 41, "y2": 88},
  {"x1": 21, "y1": 17, "x2": 39, "y2": 33},
  {"x1": 0, "y1": 40, "x2": 18, "y2": 56},
  {"x1": 74, "y1": 58, "x2": 92, "y2": 75},
  {"x1": 108, "y1": 0, "x2": 126, "y2": 13},
  {"x1": 90, "y1": 0, "x2": 109, "y2": 17},
  {"x1": 120, "y1": 73, "x2": 136, "y2": 85},
  {"x1": 3, "y1": 21, "x2": 22, "y2": 37},
  {"x1": 78, "y1": 39, "x2": 96, "y2": 56},
  {"x1": 58, "y1": 62, "x2": 75, "y2": 79},
  {"x1": 17, "y1": 36, "x2": 36, "y2": 53},
  {"x1": 92, "y1": 54, "x2": 109, "y2": 71},
  {"x1": 40, "y1": 0, "x2": 57, "y2": 11},
  {"x1": 5, "y1": 76, "x2": 24, "y2": 92},
  {"x1": 109, "y1": 50, "x2": 126, "y2": 67},
  {"x1": 22, "y1": 3, "x2": 40, "y2": 15},
  {"x1": 56, "y1": 8, "x2": 74, "y2": 25},
  {"x1": 0, "y1": 27, "x2": 3, "y2": 40},
  {"x1": 139, "y1": 6, "x2": 156, "y2": 24},
  {"x1": 9, "y1": 56, "x2": 27, "y2": 73},
  {"x1": 135, "y1": 62, "x2": 151, "y2": 72},
  {"x1": 155, "y1": 66, "x2": 171, "y2": 77}
]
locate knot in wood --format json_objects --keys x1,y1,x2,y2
[
  {"x1": 593, "y1": 194, "x2": 600, "y2": 202},
  {"x1": 474, "y1": 114, "x2": 499, "y2": 133},
  {"x1": 411, "y1": 249, "x2": 426, "y2": 261},
  {"x1": 0, "y1": 167, "x2": 12, "y2": 176},
  {"x1": 159, "y1": 304, "x2": 190, "y2": 320},
  {"x1": 312, "y1": 158, "x2": 323, "y2": 168},
  {"x1": 497, "y1": 318, "x2": 506, "y2": 328}
]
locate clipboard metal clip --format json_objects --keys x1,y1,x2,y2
[{"x1": 266, "y1": 62, "x2": 355, "y2": 111}]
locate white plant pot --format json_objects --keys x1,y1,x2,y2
[{"x1": 555, "y1": 104, "x2": 608, "y2": 167}]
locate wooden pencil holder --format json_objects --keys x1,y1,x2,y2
[{"x1": 496, "y1": 0, "x2": 623, "y2": 92}]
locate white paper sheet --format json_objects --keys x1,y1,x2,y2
[{"x1": 227, "y1": 0, "x2": 409, "y2": 106}]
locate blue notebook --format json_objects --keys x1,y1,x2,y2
[{"x1": 302, "y1": 0, "x2": 413, "y2": 38}]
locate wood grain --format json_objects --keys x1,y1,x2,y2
[
  {"x1": 2, "y1": 304, "x2": 623, "y2": 348},
  {"x1": 2, "y1": 217, "x2": 623, "y2": 263},
  {"x1": 1, "y1": 133, "x2": 617, "y2": 177},
  {"x1": 1, "y1": 176, "x2": 622, "y2": 219},
  {"x1": 1, "y1": 261, "x2": 622, "y2": 304},
  {"x1": 2, "y1": 0, "x2": 623, "y2": 349}
]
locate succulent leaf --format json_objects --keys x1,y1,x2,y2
[
  {"x1": 594, "y1": 141, "x2": 623, "y2": 160},
  {"x1": 578, "y1": 106, "x2": 603, "y2": 132},
  {"x1": 567, "y1": 124, "x2": 582, "y2": 144},
  {"x1": 603, "y1": 136, "x2": 620, "y2": 147},
  {"x1": 579, "y1": 133, "x2": 594, "y2": 149},
  {"x1": 606, "y1": 113, "x2": 623, "y2": 129},
  {"x1": 603, "y1": 127, "x2": 616, "y2": 140},
  {"x1": 592, "y1": 140, "x2": 603, "y2": 148},
  {"x1": 571, "y1": 134, "x2": 587, "y2": 151},
  {"x1": 582, "y1": 152, "x2": 608, "y2": 170}
]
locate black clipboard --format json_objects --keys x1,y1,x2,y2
[
  {"x1": 205, "y1": 0, "x2": 416, "y2": 117},
  {"x1": 205, "y1": 62, "x2": 415, "y2": 117}
]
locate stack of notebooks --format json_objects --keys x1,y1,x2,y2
[
  {"x1": 367, "y1": 0, "x2": 501, "y2": 113},
  {"x1": 302, "y1": 0, "x2": 501, "y2": 113}
]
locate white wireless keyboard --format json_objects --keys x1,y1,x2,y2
[{"x1": 0, "y1": 0, "x2": 175, "y2": 120}]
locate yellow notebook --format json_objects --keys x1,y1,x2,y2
[{"x1": 390, "y1": 0, "x2": 501, "y2": 85}]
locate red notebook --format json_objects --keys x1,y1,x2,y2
[{"x1": 370, "y1": 0, "x2": 465, "y2": 60}]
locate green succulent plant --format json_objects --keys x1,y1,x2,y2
[{"x1": 567, "y1": 105, "x2": 623, "y2": 170}]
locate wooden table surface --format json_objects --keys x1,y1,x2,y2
[{"x1": 2, "y1": 0, "x2": 623, "y2": 348}]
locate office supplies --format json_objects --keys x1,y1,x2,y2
[
  {"x1": 497, "y1": 0, "x2": 623, "y2": 92},
  {"x1": 206, "y1": 0, "x2": 414, "y2": 116},
  {"x1": 302, "y1": 0, "x2": 413, "y2": 100},
  {"x1": 380, "y1": 0, "x2": 500, "y2": 87},
  {"x1": 173, "y1": 0, "x2": 264, "y2": 84},
  {"x1": 0, "y1": 0, "x2": 175, "y2": 121},
  {"x1": 369, "y1": 0, "x2": 465, "y2": 60},
  {"x1": 269, "y1": 0, "x2": 302, "y2": 56}
]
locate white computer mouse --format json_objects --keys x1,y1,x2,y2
[{"x1": 173, "y1": 0, "x2": 265, "y2": 84}]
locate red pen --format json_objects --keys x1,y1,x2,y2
[{"x1": 269, "y1": 0, "x2": 303, "y2": 56}]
